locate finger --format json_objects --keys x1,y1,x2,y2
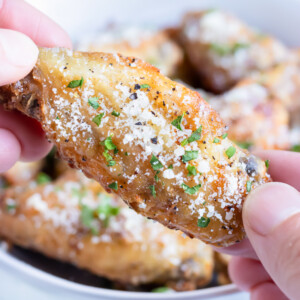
[
  {"x1": 214, "y1": 238, "x2": 258, "y2": 259},
  {"x1": 0, "y1": 29, "x2": 38, "y2": 85},
  {"x1": 251, "y1": 282, "x2": 289, "y2": 300},
  {"x1": 0, "y1": 106, "x2": 52, "y2": 161},
  {"x1": 228, "y1": 257, "x2": 271, "y2": 291},
  {"x1": 0, "y1": 0, "x2": 72, "y2": 48},
  {"x1": 0, "y1": 128, "x2": 21, "y2": 172},
  {"x1": 254, "y1": 150, "x2": 300, "y2": 191},
  {"x1": 243, "y1": 182, "x2": 300, "y2": 300}
]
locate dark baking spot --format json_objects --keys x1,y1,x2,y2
[{"x1": 212, "y1": 156, "x2": 216, "y2": 160}]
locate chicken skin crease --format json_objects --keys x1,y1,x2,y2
[
  {"x1": 0, "y1": 48, "x2": 270, "y2": 246},
  {"x1": 0, "y1": 170, "x2": 214, "y2": 289}
]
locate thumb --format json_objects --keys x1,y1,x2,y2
[
  {"x1": 0, "y1": 29, "x2": 38, "y2": 86},
  {"x1": 243, "y1": 182, "x2": 300, "y2": 300}
]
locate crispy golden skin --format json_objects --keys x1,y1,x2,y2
[
  {"x1": 180, "y1": 10, "x2": 293, "y2": 93},
  {"x1": 77, "y1": 27, "x2": 183, "y2": 78},
  {"x1": 0, "y1": 170, "x2": 213, "y2": 289},
  {"x1": 0, "y1": 48, "x2": 270, "y2": 246}
]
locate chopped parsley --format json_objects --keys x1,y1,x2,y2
[
  {"x1": 150, "y1": 155, "x2": 163, "y2": 170},
  {"x1": 36, "y1": 172, "x2": 51, "y2": 185},
  {"x1": 246, "y1": 181, "x2": 252, "y2": 192},
  {"x1": 151, "y1": 287, "x2": 171, "y2": 293},
  {"x1": 88, "y1": 97, "x2": 100, "y2": 109},
  {"x1": 56, "y1": 116, "x2": 59, "y2": 120},
  {"x1": 225, "y1": 146, "x2": 236, "y2": 159},
  {"x1": 154, "y1": 171, "x2": 160, "y2": 182},
  {"x1": 171, "y1": 113, "x2": 185, "y2": 131},
  {"x1": 265, "y1": 159, "x2": 270, "y2": 169},
  {"x1": 140, "y1": 84, "x2": 151, "y2": 89},
  {"x1": 92, "y1": 113, "x2": 104, "y2": 126},
  {"x1": 235, "y1": 141, "x2": 253, "y2": 150},
  {"x1": 103, "y1": 150, "x2": 113, "y2": 162},
  {"x1": 213, "y1": 138, "x2": 220, "y2": 143},
  {"x1": 125, "y1": 152, "x2": 129, "y2": 156},
  {"x1": 182, "y1": 150, "x2": 199, "y2": 163},
  {"x1": 96, "y1": 197, "x2": 120, "y2": 227},
  {"x1": 107, "y1": 160, "x2": 116, "y2": 167},
  {"x1": 102, "y1": 136, "x2": 117, "y2": 151},
  {"x1": 149, "y1": 185, "x2": 156, "y2": 197},
  {"x1": 67, "y1": 77, "x2": 84, "y2": 88},
  {"x1": 291, "y1": 144, "x2": 300, "y2": 152},
  {"x1": 80, "y1": 204, "x2": 98, "y2": 235},
  {"x1": 108, "y1": 182, "x2": 118, "y2": 190},
  {"x1": 187, "y1": 165, "x2": 197, "y2": 176},
  {"x1": 182, "y1": 183, "x2": 201, "y2": 195},
  {"x1": 181, "y1": 126, "x2": 202, "y2": 146},
  {"x1": 111, "y1": 110, "x2": 120, "y2": 117},
  {"x1": 6, "y1": 204, "x2": 16, "y2": 212},
  {"x1": 168, "y1": 164, "x2": 173, "y2": 169},
  {"x1": 197, "y1": 217, "x2": 210, "y2": 228},
  {"x1": 222, "y1": 133, "x2": 228, "y2": 139},
  {"x1": 210, "y1": 43, "x2": 250, "y2": 56}
]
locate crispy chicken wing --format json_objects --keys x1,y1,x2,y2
[
  {"x1": 180, "y1": 10, "x2": 294, "y2": 93},
  {"x1": 77, "y1": 27, "x2": 183, "y2": 78},
  {"x1": 0, "y1": 170, "x2": 213, "y2": 289},
  {"x1": 0, "y1": 48, "x2": 270, "y2": 246}
]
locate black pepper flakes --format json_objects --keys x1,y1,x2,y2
[
  {"x1": 65, "y1": 139, "x2": 69, "y2": 143},
  {"x1": 151, "y1": 137, "x2": 158, "y2": 144},
  {"x1": 129, "y1": 93, "x2": 138, "y2": 100},
  {"x1": 134, "y1": 84, "x2": 141, "y2": 90},
  {"x1": 135, "y1": 122, "x2": 142, "y2": 125}
]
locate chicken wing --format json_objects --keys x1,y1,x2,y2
[
  {"x1": 77, "y1": 26, "x2": 183, "y2": 78},
  {"x1": 0, "y1": 170, "x2": 213, "y2": 289},
  {"x1": 180, "y1": 10, "x2": 294, "y2": 93},
  {"x1": 0, "y1": 48, "x2": 270, "y2": 246}
]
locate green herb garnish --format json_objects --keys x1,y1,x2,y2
[
  {"x1": 182, "y1": 183, "x2": 201, "y2": 195},
  {"x1": 81, "y1": 204, "x2": 98, "y2": 235},
  {"x1": 225, "y1": 146, "x2": 236, "y2": 159},
  {"x1": 168, "y1": 164, "x2": 173, "y2": 169},
  {"x1": 265, "y1": 159, "x2": 270, "y2": 169},
  {"x1": 111, "y1": 110, "x2": 120, "y2": 117},
  {"x1": 107, "y1": 160, "x2": 116, "y2": 167},
  {"x1": 222, "y1": 133, "x2": 228, "y2": 139},
  {"x1": 108, "y1": 182, "x2": 118, "y2": 190},
  {"x1": 291, "y1": 145, "x2": 300, "y2": 152},
  {"x1": 140, "y1": 84, "x2": 151, "y2": 89},
  {"x1": 103, "y1": 150, "x2": 113, "y2": 162},
  {"x1": 102, "y1": 136, "x2": 117, "y2": 151},
  {"x1": 151, "y1": 287, "x2": 171, "y2": 293},
  {"x1": 182, "y1": 150, "x2": 199, "y2": 163},
  {"x1": 88, "y1": 97, "x2": 100, "y2": 109},
  {"x1": 213, "y1": 138, "x2": 220, "y2": 143},
  {"x1": 154, "y1": 171, "x2": 160, "y2": 182},
  {"x1": 197, "y1": 217, "x2": 210, "y2": 228},
  {"x1": 67, "y1": 77, "x2": 84, "y2": 88},
  {"x1": 210, "y1": 43, "x2": 249, "y2": 56},
  {"x1": 235, "y1": 141, "x2": 253, "y2": 150},
  {"x1": 171, "y1": 113, "x2": 185, "y2": 131},
  {"x1": 6, "y1": 204, "x2": 16, "y2": 212},
  {"x1": 181, "y1": 126, "x2": 202, "y2": 146},
  {"x1": 36, "y1": 173, "x2": 51, "y2": 185},
  {"x1": 96, "y1": 197, "x2": 120, "y2": 227},
  {"x1": 187, "y1": 165, "x2": 197, "y2": 176},
  {"x1": 125, "y1": 152, "x2": 129, "y2": 156},
  {"x1": 246, "y1": 181, "x2": 252, "y2": 193},
  {"x1": 149, "y1": 185, "x2": 156, "y2": 197},
  {"x1": 150, "y1": 155, "x2": 163, "y2": 170},
  {"x1": 92, "y1": 113, "x2": 104, "y2": 126}
]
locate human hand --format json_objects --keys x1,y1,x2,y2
[
  {"x1": 0, "y1": 0, "x2": 72, "y2": 172},
  {"x1": 218, "y1": 150, "x2": 300, "y2": 300}
]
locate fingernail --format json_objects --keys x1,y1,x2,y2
[
  {"x1": 243, "y1": 182, "x2": 300, "y2": 236},
  {"x1": 0, "y1": 29, "x2": 38, "y2": 68}
]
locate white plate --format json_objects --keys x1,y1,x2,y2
[{"x1": 2, "y1": 0, "x2": 300, "y2": 299}]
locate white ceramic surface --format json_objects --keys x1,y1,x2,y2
[{"x1": 1, "y1": 0, "x2": 300, "y2": 299}]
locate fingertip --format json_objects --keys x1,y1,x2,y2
[
  {"x1": 0, "y1": 128, "x2": 21, "y2": 173},
  {"x1": 0, "y1": 29, "x2": 38, "y2": 85}
]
